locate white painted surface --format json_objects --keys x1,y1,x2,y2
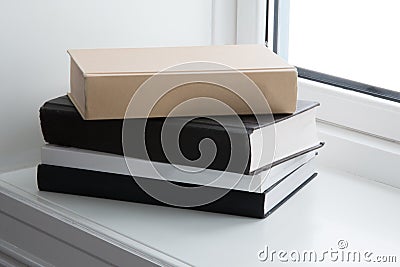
[
  {"x1": 298, "y1": 78, "x2": 400, "y2": 188},
  {"x1": 298, "y1": 79, "x2": 400, "y2": 143},
  {"x1": 1, "y1": 167, "x2": 400, "y2": 266},
  {"x1": 236, "y1": 0, "x2": 267, "y2": 44},
  {"x1": 0, "y1": 0, "x2": 213, "y2": 173},
  {"x1": 211, "y1": 0, "x2": 237, "y2": 45},
  {"x1": 315, "y1": 121, "x2": 400, "y2": 188}
]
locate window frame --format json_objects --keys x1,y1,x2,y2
[
  {"x1": 265, "y1": 0, "x2": 400, "y2": 185},
  {"x1": 269, "y1": 0, "x2": 400, "y2": 103},
  {"x1": 216, "y1": 0, "x2": 400, "y2": 186},
  {"x1": 228, "y1": 0, "x2": 400, "y2": 143}
]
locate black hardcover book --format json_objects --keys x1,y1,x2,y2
[
  {"x1": 40, "y1": 96, "x2": 321, "y2": 174},
  {"x1": 37, "y1": 164, "x2": 317, "y2": 219}
]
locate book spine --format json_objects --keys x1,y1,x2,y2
[
  {"x1": 40, "y1": 105, "x2": 252, "y2": 174},
  {"x1": 40, "y1": 104, "x2": 124, "y2": 154},
  {"x1": 37, "y1": 164, "x2": 266, "y2": 218}
]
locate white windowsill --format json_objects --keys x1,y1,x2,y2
[
  {"x1": 298, "y1": 78, "x2": 400, "y2": 189},
  {"x1": 1, "y1": 166, "x2": 400, "y2": 266},
  {"x1": 298, "y1": 78, "x2": 400, "y2": 143}
]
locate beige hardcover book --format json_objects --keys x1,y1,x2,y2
[{"x1": 68, "y1": 44, "x2": 298, "y2": 120}]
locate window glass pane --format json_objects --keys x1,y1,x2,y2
[{"x1": 287, "y1": 0, "x2": 400, "y2": 92}]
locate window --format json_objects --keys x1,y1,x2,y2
[{"x1": 270, "y1": 0, "x2": 400, "y2": 102}]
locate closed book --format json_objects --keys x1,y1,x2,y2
[
  {"x1": 41, "y1": 145, "x2": 317, "y2": 193},
  {"x1": 36, "y1": 162, "x2": 317, "y2": 219},
  {"x1": 68, "y1": 45, "x2": 298, "y2": 120},
  {"x1": 40, "y1": 96, "x2": 322, "y2": 174}
]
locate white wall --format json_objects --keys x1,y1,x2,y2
[{"x1": 0, "y1": 0, "x2": 214, "y2": 172}]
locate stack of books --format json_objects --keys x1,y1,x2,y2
[{"x1": 37, "y1": 45, "x2": 323, "y2": 218}]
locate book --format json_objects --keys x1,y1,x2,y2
[
  {"x1": 41, "y1": 145, "x2": 317, "y2": 193},
  {"x1": 37, "y1": 161, "x2": 317, "y2": 219},
  {"x1": 68, "y1": 45, "x2": 298, "y2": 120},
  {"x1": 40, "y1": 96, "x2": 322, "y2": 174}
]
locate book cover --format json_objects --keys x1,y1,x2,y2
[
  {"x1": 40, "y1": 96, "x2": 322, "y2": 174},
  {"x1": 40, "y1": 96, "x2": 321, "y2": 174},
  {"x1": 68, "y1": 45, "x2": 298, "y2": 120},
  {"x1": 41, "y1": 144, "x2": 317, "y2": 193},
  {"x1": 37, "y1": 164, "x2": 317, "y2": 219}
]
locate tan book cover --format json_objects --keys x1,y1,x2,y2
[{"x1": 68, "y1": 44, "x2": 298, "y2": 120}]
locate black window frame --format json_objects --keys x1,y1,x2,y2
[{"x1": 267, "y1": 0, "x2": 400, "y2": 103}]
